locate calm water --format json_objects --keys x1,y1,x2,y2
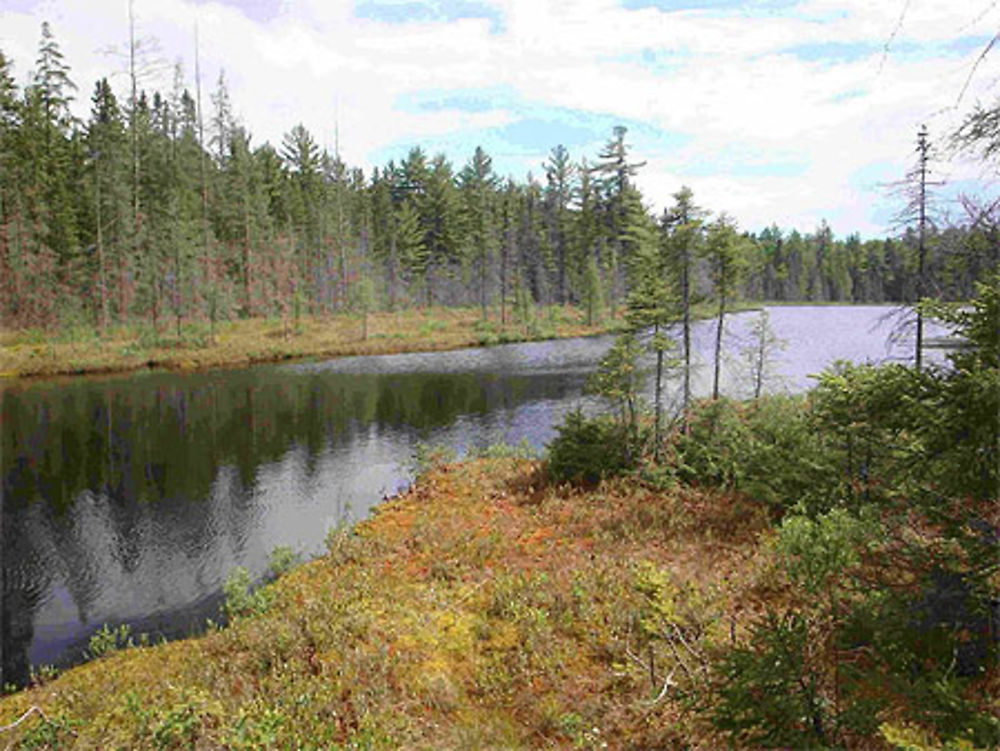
[{"x1": 0, "y1": 306, "x2": 948, "y2": 686}]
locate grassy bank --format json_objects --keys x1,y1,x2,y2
[
  {"x1": 0, "y1": 456, "x2": 771, "y2": 748},
  {"x1": 0, "y1": 306, "x2": 618, "y2": 379},
  {"x1": 0, "y1": 301, "x2": 766, "y2": 380}
]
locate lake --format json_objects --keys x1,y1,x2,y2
[{"x1": 0, "y1": 305, "x2": 950, "y2": 687}]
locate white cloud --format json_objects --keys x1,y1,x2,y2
[{"x1": 1, "y1": 0, "x2": 998, "y2": 237}]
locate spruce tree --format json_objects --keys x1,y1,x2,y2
[
  {"x1": 662, "y1": 186, "x2": 707, "y2": 421},
  {"x1": 704, "y1": 214, "x2": 749, "y2": 399}
]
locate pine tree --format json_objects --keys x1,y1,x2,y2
[
  {"x1": 705, "y1": 214, "x2": 750, "y2": 399},
  {"x1": 590, "y1": 126, "x2": 645, "y2": 314},
  {"x1": 544, "y1": 144, "x2": 576, "y2": 304},
  {"x1": 622, "y1": 186, "x2": 676, "y2": 454},
  {"x1": 0, "y1": 50, "x2": 20, "y2": 326},
  {"x1": 86, "y1": 78, "x2": 129, "y2": 333},
  {"x1": 396, "y1": 199, "x2": 427, "y2": 304},
  {"x1": 459, "y1": 146, "x2": 499, "y2": 318},
  {"x1": 663, "y1": 186, "x2": 707, "y2": 421},
  {"x1": 422, "y1": 154, "x2": 460, "y2": 307}
]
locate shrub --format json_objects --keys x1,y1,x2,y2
[
  {"x1": 409, "y1": 442, "x2": 457, "y2": 478},
  {"x1": 223, "y1": 566, "x2": 269, "y2": 619},
  {"x1": 547, "y1": 410, "x2": 633, "y2": 486},
  {"x1": 267, "y1": 546, "x2": 300, "y2": 579},
  {"x1": 711, "y1": 609, "x2": 831, "y2": 748},
  {"x1": 671, "y1": 396, "x2": 836, "y2": 514},
  {"x1": 87, "y1": 623, "x2": 133, "y2": 660}
]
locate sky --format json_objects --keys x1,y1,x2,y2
[{"x1": 2, "y1": 0, "x2": 1000, "y2": 238}]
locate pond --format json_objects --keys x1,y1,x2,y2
[{"x1": 0, "y1": 305, "x2": 950, "y2": 687}]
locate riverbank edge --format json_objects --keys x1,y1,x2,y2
[
  {"x1": 0, "y1": 456, "x2": 769, "y2": 748},
  {"x1": 0, "y1": 301, "x2": 765, "y2": 382}
]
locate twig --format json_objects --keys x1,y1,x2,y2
[
  {"x1": 645, "y1": 667, "x2": 678, "y2": 706},
  {"x1": 0, "y1": 706, "x2": 46, "y2": 734},
  {"x1": 878, "y1": 0, "x2": 914, "y2": 77},
  {"x1": 957, "y1": 31, "x2": 1000, "y2": 105},
  {"x1": 958, "y1": 0, "x2": 1000, "y2": 35}
]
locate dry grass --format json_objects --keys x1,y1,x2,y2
[
  {"x1": 0, "y1": 300, "x2": 763, "y2": 379},
  {"x1": 0, "y1": 306, "x2": 619, "y2": 379}
]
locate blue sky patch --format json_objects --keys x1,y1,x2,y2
[
  {"x1": 830, "y1": 88, "x2": 866, "y2": 103},
  {"x1": 610, "y1": 47, "x2": 688, "y2": 75},
  {"x1": 851, "y1": 160, "x2": 902, "y2": 190},
  {"x1": 355, "y1": 0, "x2": 504, "y2": 31},
  {"x1": 396, "y1": 86, "x2": 520, "y2": 114},
  {"x1": 375, "y1": 93, "x2": 689, "y2": 181},
  {"x1": 945, "y1": 35, "x2": 994, "y2": 56},
  {"x1": 783, "y1": 41, "x2": 880, "y2": 63}
]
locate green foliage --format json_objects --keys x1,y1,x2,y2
[
  {"x1": 324, "y1": 523, "x2": 371, "y2": 567},
  {"x1": 267, "y1": 546, "x2": 300, "y2": 579},
  {"x1": 546, "y1": 409, "x2": 632, "y2": 486},
  {"x1": 15, "y1": 711, "x2": 79, "y2": 750},
  {"x1": 671, "y1": 396, "x2": 834, "y2": 512},
  {"x1": 840, "y1": 572, "x2": 1000, "y2": 747},
  {"x1": 587, "y1": 332, "x2": 647, "y2": 461},
  {"x1": 227, "y1": 707, "x2": 287, "y2": 748},
  {"x1": 775, "y1": 507, "x2": 877, "y2": 594},
  {"x1": 469, "y1": 437, "x2": 539, "y2": 460},
  {"x1": 223, "y1": 566, "x2": 270, "y2": 620},
  {"x1": 87, "y1": 623, "x2": 133, "y2": 659},
  {"x1": 582, "y1": 256, "x2": 605, "y2": 326},
  {"x1": 633, "y1": 563, "x2": 717, "y2": 701},
  {"x1": 409, "y1": 441, "x2": 457, "y2": 478},
  {"x1": 712, "y1": 609, "x2": 830, "y2": 748}
]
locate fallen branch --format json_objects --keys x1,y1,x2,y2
[{"x1": 0, "y1": 706, "x2": 46, "y2": 734}]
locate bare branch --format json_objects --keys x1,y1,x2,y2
[
  {"x1": 957, "y1": 31, "x2": 1000, "y2": 106},
  {"x1": 958, "y1": 0, "x2": 1000, "y2": 34},
  {"x1": 878, "y1": 0, "x2": 914, "y2": 77},
  {"x1": 0, "y1": 706, "x2": 46, "y2": 734}
]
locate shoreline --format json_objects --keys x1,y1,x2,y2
[
  {"x1": 0, "y1": 457, "x2": 769, "y2": 748},
  {"x1": 0, "y1": 300, "x2": 768, "y2": 383},
  {"x1": 0, "y1": 306, "x2": 623, "y2": 382}
]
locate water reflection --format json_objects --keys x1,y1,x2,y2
[{"x1": 1, "y1": 361, "x2": 599, "y2": 686}]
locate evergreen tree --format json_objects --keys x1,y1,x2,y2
[
  {"x1": 458, "y1": 146, "x2": 499, "y2": 317},
  {"x1": 662, "y1": 186, "x2": 707, "y2": 420},
  {"x1": 591, "y1": 125, "x2": 645, "y2": 314},
  {"x1": 421, "y1": 153, "x2": 460, "y2": 307},
  {"x1": 704, "y1": 214, "x2": 750, "y2": 399},
  {"x1": 544, "y1": 144, "x2": 575, "y2": 304},
  {"x1": 622, "y1": 186, "x2": 676, "y2": 454},
  {"x1": 0, "y1": 50, "x2": 21, "y2": 326},
  {"x1": 86, "y1": 78, "x2": 129, "y2": 333}
]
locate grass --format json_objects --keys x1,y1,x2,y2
[
  {"x1": 0, "y1": 300, "x2": 764, "y2": 380},
  {"x1": 0, "y1": 457, "x2": 772, "y2": 749},
  {"x1": 0, "y1": 306, "x2": 620, "y2": 379}
]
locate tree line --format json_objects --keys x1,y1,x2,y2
[{"x1": 0, "y1": 23, "x2": 995, "y2": 336}]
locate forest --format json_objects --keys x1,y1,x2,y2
[{"x1": 1, "y1": 22, "x2": 996, "y2": 342}]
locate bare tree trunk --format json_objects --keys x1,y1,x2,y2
[
  {"x1": 915, "y1": 125, "x2": 928, "y2": 371},
  {"x1": 654, "y1": 321, "x2": 664, "y2": 461},
  {"x1": 681, "y1": 245, "x2": 692, "y2": 426},
  {"x1": 713, "y1": 288, "x2": 726, "y2": 400}
]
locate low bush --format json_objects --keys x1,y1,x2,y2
[
  {"x1": 547, "y1": 409, "x2": 634, "y2": 486},
  {"x1": 671, "y1": 396, "x2": 835, "y2": 514}
]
